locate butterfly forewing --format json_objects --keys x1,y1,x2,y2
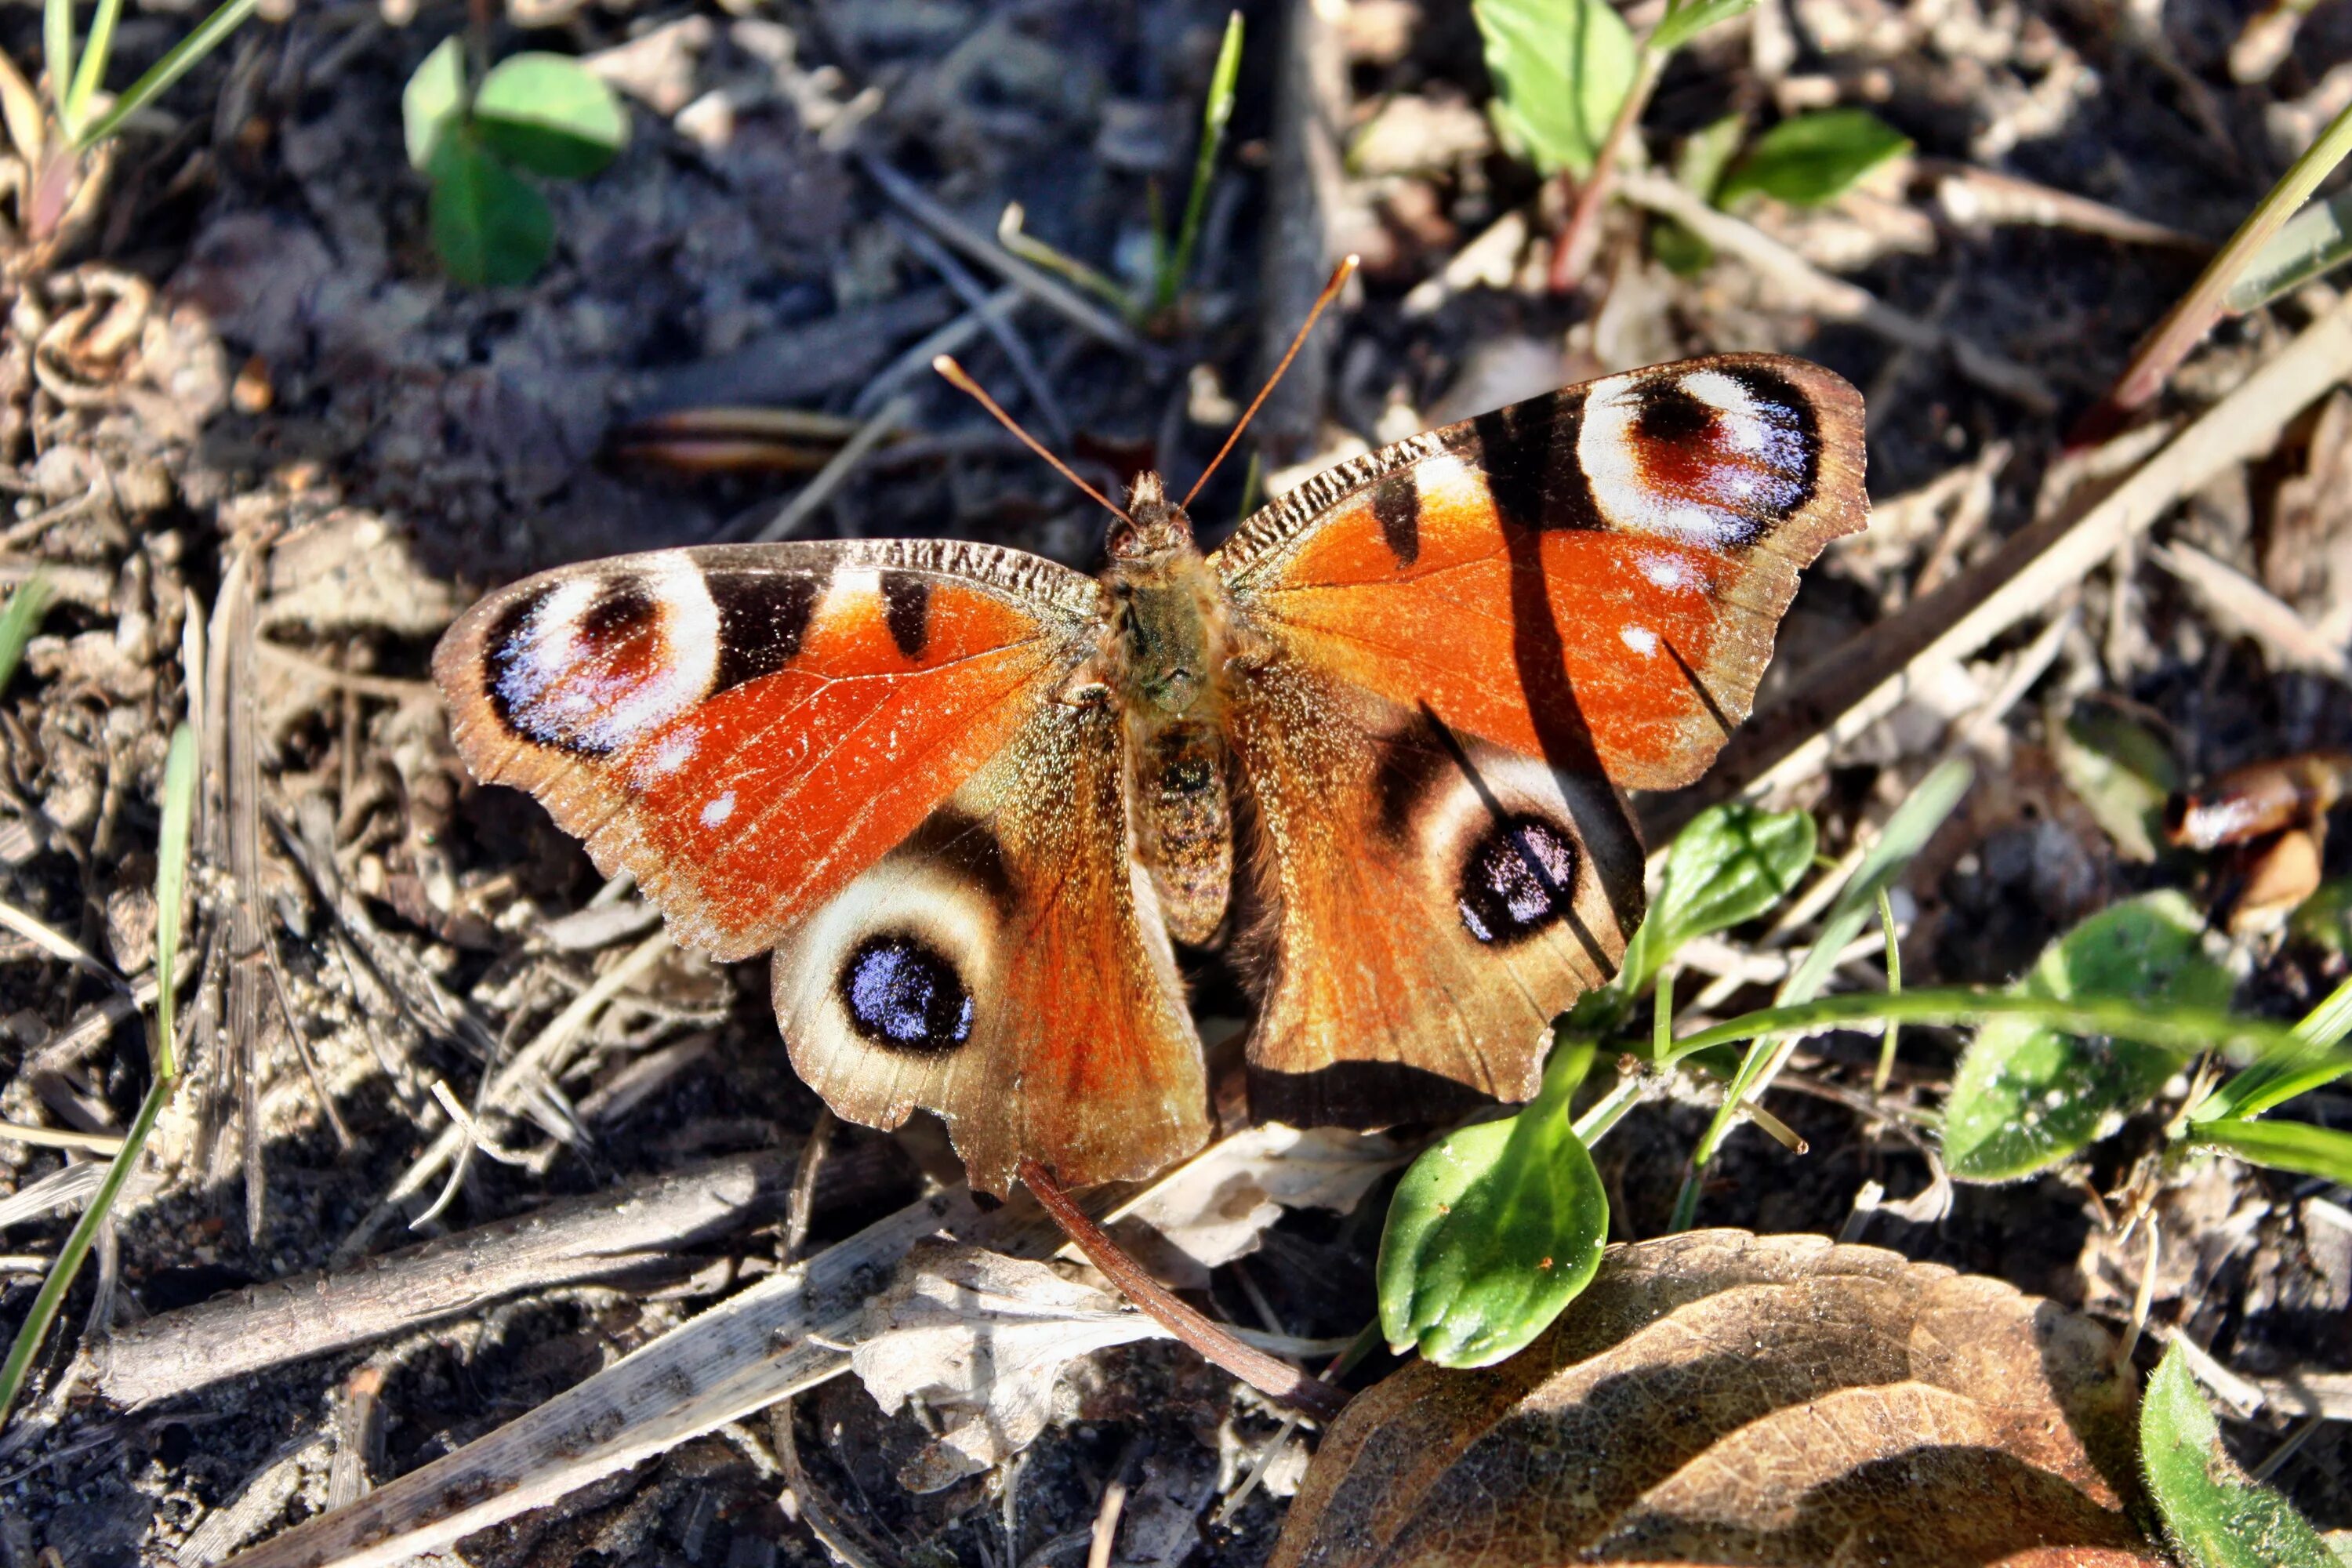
[
  {"x1": 434, "y1": 540, "x2": 1098, "y2": 962},
  {"x1": 1214, "y1": 354, "x2": 1867, "y2": 793}
]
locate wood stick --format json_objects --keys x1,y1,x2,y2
[
  {"x1": 1018, "y1": 1158, "x2": 1346, "y2": 1423},
  {"x1": 92, "y1": 1143, "x2": 897, "y2": 1407}
]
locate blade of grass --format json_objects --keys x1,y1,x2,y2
[
  {"x1": 2081, "y1": 96, "x2": 2352, "y2": 438},
  {"x1": 0, "y1": 569, "x2": 53, "y2": 694},
  {"x1": 1154, "y1": 9, "x2": 1242, "y2": 313},
  {"x1": 61, "y1": 0, "x2": 123, "y2": 135},
  {"x1": 993, "y1": 202, "x2": 1136, "y2": 318},
  {"x1": 1664, "y1": 987, "x2": 2309, "y2": 1068},
  {"x1": 2185, "y1": 971, "x2": 2352, "y2": 1125},
  {"x1": 1872, "y1": 888, "x2": 1903, "y2": 1091},
  {"x1": 43, "y1": 0, "x2": 75, "y2": 135},
  {"x1": 2190, "y1": 1117, "x2": 2352, "y2": 1184},
  {"x1": 70, "y1": 0, "x2": 257, "y2": 151},
  {"x1": 0, "y1": 723, "x2": 194, "y2": 1431},
  {"x1": 1675, "y1": 758, "x2": 1973, "y2": 1221}
]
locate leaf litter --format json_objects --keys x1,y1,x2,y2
[{"x1": 0, "y1": 0, "x2": 2350, "y2": 1559}]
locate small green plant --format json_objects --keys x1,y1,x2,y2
[
  {"x1": 0, "y1": 0, "x2": 260, "y2": 253},
  {"x1": 1472, "y1": 0, "x2": 1766, "y2": 286},
  {"x1": 0, "y1": 571, "x2": 54, "y2": 693},
  {"x1": 0, "y1": 721, "x2": 195, "y2": 1431},
  {"x1": 2141, "y1": 1344, "x2": 2339, "y2": 1567},
  {"x1": 996, "y1": 11, "x2": 1243, "y2": 328},
  {"x1": 1377, "y1": 758, "x2": 2352, "y2": 1370},
  {"x1": 401, "y1": 37, "x2": 629, "y2": 289},
  {"x1": 1715, "y1": 107, "x2": 1912, "y2": 208}
]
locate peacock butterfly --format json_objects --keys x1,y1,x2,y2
[{"x1": 433, "y1": 305, "x2": 1867, "y2": 1196}]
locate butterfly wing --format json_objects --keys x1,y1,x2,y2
[
  {"x1": 1214, "y1": 354, "x2": 1867, "y2": 1120},
  {"x1": 770, "y1": 699, "x2": 1208, "y2": 1195},
  {"x1": 435, "y1": 540, "x2": 1209, "y2": 1192}
]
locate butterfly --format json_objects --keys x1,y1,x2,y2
[{"x1": 433, "y1": 351, "x2": 1867, "y2": 1196}]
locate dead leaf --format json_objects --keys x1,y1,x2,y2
[
  {"x1": 1105, "y1": 1124, "x2": 1407, "y2": 1288},
  {"x1": 848, "y1": 1240, "x2": 1170, "y2": 1493},
  {"x1": 1272, "y1": 1230, "x2": 2161, "y2": 1568}
]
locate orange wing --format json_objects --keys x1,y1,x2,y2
[
  {"x1": 771, "y1": 701, "x2": 1209, "y2": 1196},
  {"x1": 1215, "y1": 354, "x2": 1867, "y2": 791},
  {"x1": 434, "y1": 540, "x2": 1097, "y2": 961},
  {"x1": 436, "y1": 539, "x2": 1209, "y2": 1192},
  {"x1": 1215, "y1": 355, "x2": 1867, "y2": 1120}
]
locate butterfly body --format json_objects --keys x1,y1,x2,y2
[{"x1": 435, "y1": 354, "x2": 1868, "y2": 1194}]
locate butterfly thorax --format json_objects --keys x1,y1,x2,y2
[{"x1": 1102, "y1": 472, "x2": 1235, "y2": 947}]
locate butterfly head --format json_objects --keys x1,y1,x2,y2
[{"x1": 1105, "y1": 471, "x2": 1196, "y2": 568}]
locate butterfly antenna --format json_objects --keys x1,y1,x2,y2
[
  {"x1": 1181, "y1": 254, "x2": 1359, "y2": 510},
  {"x1": 934, "y1": 355, "x2": 1133, "y2": 524}
]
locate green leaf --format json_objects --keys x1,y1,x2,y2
[
  {"x1": 403, "y1": 35, "x2": 466, "y2": 173},
  {"x1": 2142, "y1": 1344, "x2": 2336, "y2": 1568},
  {"x1": 2192, "y1": 1117, "x2": 2352, "y2": 1184},
  {"x1": 44, "y1": 0, "x2": 76, "y2": 133},
  {"x1": 2190, "y1": 972, "x2": 2352, "y2": 1125},
  {"x1": 2226, "y1": 187, "x2": 2352, "y2": 316},
  {"x1": 0, "y1": 571, "x2": 53, "y2": 695},
  {"x1": 1777, "y1": 757, "x2": 1973, "y2": 1008},
  {"x1": 2051, "y1": 706, "x2": 2180, "y2": 863},
  {"x1": 474, "y1": 52, "x2": 627, "y2": 180},
  {"x1": 62, "y1": 0, "x2": 122, "y2": 134},
  {"x1": 1616, "y1": 801, "x2": 1815, "y2": 1002},
  {"x1": 68, "y1": 0, "x2": 260, "y2": 152},
  {"x1": 0, "y1": 722, "x2": 194, "y2": 1433},
  {"x1": 1944, "y1": 891, "x2": 2232, "y2": 1181},
  {"x1": 1378, "y1": 1042, "x2": 1608, "y2": 1368},
  {"x1": 1472, "y1": 0, "x2": 1637, "y2": 178},
  {"x1": 1719, "y1": 107, "x2": 1912, "y2": 208},
  {"x1": 2289, "y1": 876, "x2": 2352, "y2": 956},
  {"x1": 428, "y1": 129, "x2": 555, "y2": 289},
  {"x1": 1650, "y1": 0, "x2": 1755, "y2": 55},
  {"x1": 1650, "y1": 112, "x2": 1744, "y2": 274},
  {"x1": 1156, "y1": 9, "x2": 1242, "y2": 311}
]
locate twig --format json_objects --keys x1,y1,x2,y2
[
  {"x1": 780, "y1": 1107, "x2": 833, "y2": 1268},
  {"x1": 749, "y1": 396, "x2": 914, "y2": 544},
  {"x1": 0, "y1": 1120, "x2": 123, "y2": 1154},
  {"x1": 2078, "y1": 96, "x2": 2352, "y2": 441},
  {"x1": 889, "y1": 217, "x2": 1070, "y2": 445},
  {"x1": 1615, "y1": 170, "x2": 2055, "y2": 411},
  {"x1": 338, "y1": 931, "x2": 672, "y2": 1261},
  {"x1": 775, "y1": 1399, "x2": 900, "y2": 1568},
  {"x1": 89, "y1": 1145, "x2": 887, "y2": 1406},
  {"x1": 1017, "y1": 1158, "x2": 1346, "y2": 1423},
  {"x1": 1552, "y1": 52, "x2": 1664, "y2": 291},
  {"x1": 858, "y1": 152, "x2": 1147, "y2": 356},
  {"x1": 253, "y1": 642, "x2": 436, "y2": 701}
]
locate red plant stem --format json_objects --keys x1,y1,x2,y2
[
  {"x1": 1018, "y1": 1157, "x2": 1348, "y2": 1424},
  {"x1": 1550, "y1": 52, "x2": 1664, "y2": 294}
]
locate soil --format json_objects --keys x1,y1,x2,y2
[{"x1": 2, "y1": 0, "x2": 2351, "y2": 1563}]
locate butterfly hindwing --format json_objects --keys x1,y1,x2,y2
[
  {"x1": 1230, "y1": 659, "x2": 1646, "y2": 1127},
  {"x1": 434, "y1": 540, "x2": 1100, "y2": 961},
  {"x1": 1216, "y1": 354, "x2": 1866, "y2": 1119},
  {"x1": 771, "y1": 699, "x2": 1209, "y2": 1195}
]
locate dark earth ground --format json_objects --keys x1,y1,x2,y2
[{"x1": 3, "y1": 0, "x2": 2352, "y2": 1562}]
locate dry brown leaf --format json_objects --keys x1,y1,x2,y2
[{"x1": 1273, "y1": 1230, "x2": 2161, "y2": 1568}]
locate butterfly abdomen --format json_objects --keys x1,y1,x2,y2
[
  {"x1": 1131, "y1": 721, "x2": 1232, "y2": 946},
  {"x1": 1102, "y1": 477, "x2": 1240, "y2": 948}
]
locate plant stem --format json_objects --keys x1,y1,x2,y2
[
  {"x1": 2075, "y1": 95, "x2": 2352, "y2": 444},
  {"x1": 1550, "y1": 48, "x2": 1664, "y2": 292},
  {"x1": 1018, "y1": 1157, "x2": 1348, "y2": 1423}
]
